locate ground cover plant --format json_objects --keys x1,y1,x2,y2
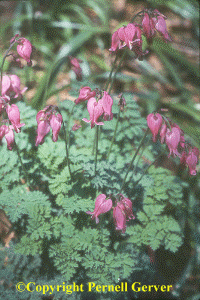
[{"x1": 0, "y1": 1, "x2": 200, "y2": 300}]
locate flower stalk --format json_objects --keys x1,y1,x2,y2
[{"x1": 119, "y1": 127, "x2": 150, "y2": 193}]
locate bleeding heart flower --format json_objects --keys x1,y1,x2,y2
[
  {"x1": 6, "y1": 104, "x2": 25, "y2": 133},
  {"x1": 75, "y1": 87, "x2": 96, "y2": 104},
  {"x1": 165, "y1": 127, "x2": 181, "y2": 157},
  {"x1": 101, "y1": 91, "x2": 113, "y2": 121},
  {"x1": 4, "y1": 126, "x2": 15, "y2": 150},
  {"x1": 147, "y1": 113, "x2": 163, "y2": 142},
  {"x1": 86, "y1": 194, "x2": 112, "y2": 224},
  {"x1": 69, "y1": 56, "x2": 83, "y2": 81},
  {"x1": 50, "y1": 113, "x2": 63, "y2": 142},
  {"x1": 185, "y1": 148, "x2": 199, "y2": 176},
  {"x1": 82, "y1": 97, "x2": 104, "y2": 128},
  {"x1": 35, "y1": 120, "x2": 51, "y2": 146},
  {"x1": 17, "y1": 38, "x2": 33, "y2": 66}
]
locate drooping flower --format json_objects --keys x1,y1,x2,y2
[
  {"x1": 35, "y1": 106, "x2": 63, "y2": 146},
  {"x1": 75, "y1": 87, "x2": 96, "y2": 104},
  {"x1": 109, "y1": 27, "x2": 125, "y2": 52},
  {"x1": 141, "y1": 9, "x2": 171, "y2": 43},
  {"x1": 160, "y1": 123, "x2": 167, "y2": 144},
  {"x1": 113, "y1": 195, "x2": 135, "y2": 233},
  {"x1": 142, "y1": 12, "x2": 156, "y2": 43},
  {"x1": 121, "y1": 196, "x2": 135, "y2": 220},
  {"x1": 1, "y1": 75, "x2": 27, "y2": 99},
  {"x1": 1, "y1": 75, "x2": 11, "y2": 99},
  {"x1": 86, "y1": 194, "x2": 113, "y2": 224},
  {"x1": 154, "y1": 15, "x2": 172, "y2": 42},
  {"x1": 17, "y1": 38, "x2": 33, "y2": 66},
  {"x1": 109, "y1": 23, "x2": 144, "y2": 58},
  {"x1": 147, "y1": 113, "x2": 163, "y2": 142},
  {"x1": 82, "y1": 97, "x2": 104, "y2": 128},
  {"x1": 0, "y1": 125, "x2": 7, "y2": 140},
  {"x1": 185, "y1": 147, "x2": 199, "y2": 176},
  {"x1": 165, "y1": 127, "x2": 181, "y2": 157},
  {"x1": 5, "y1": 125, "x2": 15, "y2": 150},
  {"x1": 113, "y1": 202, "x2": 127, "y2": 233},
  {"x1": 10, "y1": 75, "x2": 28, "y2": 98},
  {"x1": 101, "y1": 91, "x2": 113, "y2": 121},
  {"x1": 6, "y1": 104, "x2": 25, "y2": 133},
  {"x1": 69, "y1": 56, "x2": 83, "y2": 81},
  {"x1": 50, "y1": 113, "x2": 63, "y2": 142},
  {"x1": 35, "y1": 119, "x2": 51, "y2": 146}
]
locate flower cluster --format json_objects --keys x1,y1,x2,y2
[
  {"x1": 109, "y1": 22, "x2": 144, "y2": 58},
  {"x1": 35, "y1": 106, "x2": 63, "y2": 146},
  {"x1": 0, "y1": 35, "x2": 31, "y2": 150},
  {"x1": 147, "y1": 113, "x2": 199, "y2": 175},
  {"x1": 109, "y1": 9, "x2": 171, "y2": 58},
  {"x1": 86, "y1": 194, "x2": 135, "y2": 233},
  {"x1": 142, "y1": 9, "x2": 172, "y2": 43},
  {"x1": 75, "y1": 87, "x2": 113, "y2": 129}
]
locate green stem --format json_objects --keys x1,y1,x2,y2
[
  {"x1": 66, "y1": 103, "x2": 76, "y2": 153},
  {"x1": 14, "y1": 142, "x2": 30, "y2": 186},
  {"x1": 94, "y1": 126, "x2": 99, "y2": 175},
  {"x1": 108, "y1": 50, "x2": 127, "y2": 94},
  {"x1": 0, "y1": 40, "x2": 16, "y2": 93},
  {"x1": 107, "y1": 107, "x2": 121, "y2": 159},
  {"x1": 104, "y1": 54, "x2": 119, "y2": 92},
  {"x1": 119, "y1": 128, "x2": 150, "y2": 193},
  {"x1": 131, "y1": 155, "x2": 161, "y2": 190},
  {"x1": 62, "y1": 119, "x2": 73, "y2": 179}
]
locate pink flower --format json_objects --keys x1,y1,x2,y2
[
  {"x1": 0, "y1": 125, "x2": 7, "y2": 140},
  {"x1": 165, "y1": 127, "x2": 181, "y2": 157},
  {"x1": 109, "y1": 23, "x2": 144, "y2": 58},
  {"x1": 69, "y1": 56, "x2": 82, "y2": 81},
  {"x1": 1, "y1": 75, "x2": 11, "y2": 99},
  {"x1": 35, "y1": 107, "x2": 63, "y2": 145},
  {"x1": 10, "y1": 75, "x2": 28, "y2": 98},
  {"x1": 0, "y1": 125, "x2": 15, "y2": 150},
  {"x1": 160, "y1": 123, "x2": 167, "y2": 144},
  {"x1": 154, "y1": 15, "x2": 172, "y2": 42},
  {"x1": 121, "y1": 196, "x2": 135, "y2": 220},
  {"x1": 50, "y1": 113, "x2": 63, "y2": 142},
  {"x1": 141, "y1": 10, "x2": 171, "y2": 43},
  {"x1": 1, "y1": 75, "x2": 27, "y2": 99},
  {"x1": 142, "y1": 12, "x2": 156, "y2": 43},
  {"x1": 6, "y1": 104, "x2": 25, "y2": 133},
  {"x1": 185, "y1": 148, "x2": 199, "y2": 176},
  {"x1": 113, "y1": 202, "x2": 127, "y2": 233},
  {"x1": 17, "y1": 38, "x2": 33, "y2": 66},
  {"x1": 101, "y1": 91, "x2": 113, "y2": 121},
  {"x1": 113, "y1": 195, "x2": 135, "y2": 233},
  {"x1": 4, "y1": 126, "x2": 15, "y2": 150},
  {"x1": 75, "y1": 87, "x2": 96, "y2": 104},
  {"x1": 86, "y1": 194, "x2": 112, "y2": 224},
  {"x1": 109, "y1": 28, "x2": 125, "y2": 52},
  {"x1": 82, "y1": 97, "x2": 104, "y2": 128},
  {"x1": 35, "y1": 120, "x2": 51, "y2": 146},
  {"x1": 147, "y1": 113, "x2": 163, "y2": 142}
]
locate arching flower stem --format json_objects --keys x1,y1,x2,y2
[{"x1": 119, "y1": 128, "x2": 150, "y2": 194}]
